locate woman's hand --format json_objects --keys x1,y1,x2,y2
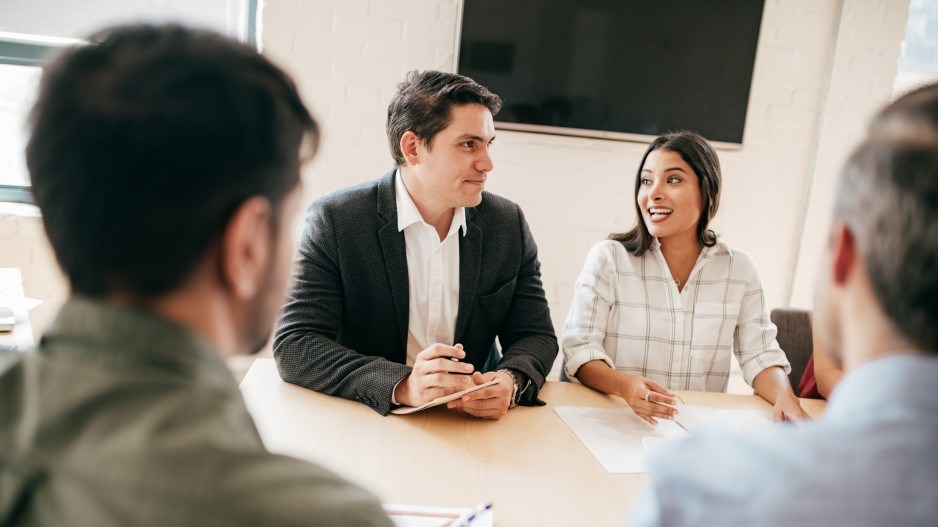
[
  {"x1": 615, "y1": 371, "x2": 679, "y2": 426},
  {"x1": 772, "y1": 391, "x2": 811, "y2": 422},
  {"x1": 753, "y1": 366, "x2": 812, "y2": 422}
]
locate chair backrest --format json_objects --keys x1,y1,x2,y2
[{"x1": 770, "y1": 308, "x2": 813, "y2": 390}]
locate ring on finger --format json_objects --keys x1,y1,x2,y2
[{"x1": 644, "y1": 391, "x2": 651, "y2": 402}]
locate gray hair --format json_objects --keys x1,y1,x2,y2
[{"x1": 834, "y1": 82, "x2": 938, "y2": 351}]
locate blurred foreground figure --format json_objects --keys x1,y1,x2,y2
[{"x1": 0, "y1": 24, "x2": 391, "y2": 527}]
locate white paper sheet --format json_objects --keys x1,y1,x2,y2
[
  {"x1": 674, "y1": 404, "x2": 771, "y2": 433},
  {"x1": 554, "y1": 406, "x2": 686, "y2": 473},
  {"x1": 555, "y1": 404, "x2": 775, "y2": 473},
  {"x1": 383, "y1": 504, "x2": 493, "y2": 527}
]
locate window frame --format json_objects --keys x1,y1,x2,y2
[
  {"x1": 0, "y1": 37, "x2": 61, "y2": 204},
  {"x1": 0, "y1": 0, "x2": 259, "y2": 205}
]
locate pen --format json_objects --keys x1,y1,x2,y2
[
  {"x1": 448, "y1": 356, "x2": 473, "y2": 376},
  {"x1": 452, "y1": 502, "x2": 492, "y2": 527}
]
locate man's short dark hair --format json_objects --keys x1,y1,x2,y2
[
  {"x1": 386, "y1": 70, "x2": 501, "y2": 166},
  {"x1": 27, "y1": 24, "x2": 318, "y2": 298},
  {"x1": 835, "y1": 82, "x2": 938, "y2": 352}
]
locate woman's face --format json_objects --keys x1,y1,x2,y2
[{"x1": 636, "y1": 149, "x2": 704, "y2": 245}]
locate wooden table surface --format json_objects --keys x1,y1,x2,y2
[{"x1": 240, "y1": 358, "x2": 826, "y2": 527}]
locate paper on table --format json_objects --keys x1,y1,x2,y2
[
  {"x1": 554, "y1": 406, "x2": 686, "y2": 473},
  {"x1": 555, "y1": 404, "x2": 775, "y2": 473},
  {"x1": 674, "y1": 404, "x2": 771, "y2": 433},
  {"x1": 383, "y1": 504, "x2": 493, "y2": 527},
  {"x1": 390, "y1": 379, "x2": 500, "y2": 415},
  {"x1": 0, "y1": 298, "x2": 43, "y2": 317}
]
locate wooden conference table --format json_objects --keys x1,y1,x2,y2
[{"x1": 240, "y1": 359, "x2": 826, "y2": 527}]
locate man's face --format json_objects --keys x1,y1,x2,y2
[
  {"x1": 413, "y1": 103, "x2": 495, "y2": 208},
  {"x1": 813, "y1": 227, "x2": 844, "y2": 368},
  {"x1": 245, "y1": 184, "x2": 303, "y2": 355}
]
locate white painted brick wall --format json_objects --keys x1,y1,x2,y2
[
  {"x1": 0, "y1": 0, "x2": 910, "y2": 383},
  {"x1": 790, "y1": 0, "x2": 910, "y2": 308},
  {"x1": 0, "y1": 207, "x2": 67, "y2": 338},
  {"x1": 259, "y1": 0, "x2": 863, "y2": 378}
]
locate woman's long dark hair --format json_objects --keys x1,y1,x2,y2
[{"x1": 610, "y1": 131, "x2": 722, "y2": 255}]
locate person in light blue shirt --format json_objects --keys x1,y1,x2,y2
[{"x1": 628, "y1": 82, "x2": 938, "y2": 526}]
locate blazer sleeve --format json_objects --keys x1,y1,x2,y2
[
  {"x1": 273, "y1": 198, "x2": 411, "y2": 416},
  {"x1": 494, "y1": 206, "x2": 559, "y2": 405}
]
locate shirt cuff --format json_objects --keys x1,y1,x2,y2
[
  {"x1": 741, "y1": 352, "x2": 792, "y2": 386},
  {"x1": 563, "y1": 346, "x2": 616, "y2": 383},
  {"x1": 390, "y1": 377, "x2": 405, "y2": 406}
]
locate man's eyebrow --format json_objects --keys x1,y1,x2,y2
[{"x1": 456, "y1": 133, "x2": 495, "y2": 142}]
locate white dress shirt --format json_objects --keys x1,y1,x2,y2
[
  {"x1": 562, "y1": 238, "x2": 790, "y2": 391},
  {"x1": 628, "y1": 354, "x2": 938, "y2": 526},
  {"x1": 395, "y1": 171, "x2": 466, "y2": 366}
]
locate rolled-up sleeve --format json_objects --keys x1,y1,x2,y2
[
  {"x1": 562, "y1": 242, "x2": 617, "y2": 381},
  {"x1": 733, "y1": 257, "x2": 791, "y2": 386}
]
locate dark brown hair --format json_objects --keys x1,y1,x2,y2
[
  {"x1": 28, "y1": 24, "x2": 318, "y2": 298},
  {"x1": 386, "y1": 70, "x2": 501, "y2": 166},
  {"x1": 610, "y1": 131, "x2": 722, "y2": 255}
]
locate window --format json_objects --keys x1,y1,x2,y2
[
  {"x1": 894, "y1": 0, "x2": 938, "y2": 96},
  {"x1": 0, "y1": 0, "x2": 258, "y2": 204}
]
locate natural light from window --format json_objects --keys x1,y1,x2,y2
[
  {"x1": 0, "y1": 63, "x2": 41, "y2": 187},
  {"x1": 894, "y1": 0, "x2": 938, "y2": 96}
]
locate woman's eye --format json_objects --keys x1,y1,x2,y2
[
  {"x1": 640, "y1": 178, "x2": 651, "y2": 185},
  {"x1": 668, "y1": 177, "x2": 680, "y2": 184}
]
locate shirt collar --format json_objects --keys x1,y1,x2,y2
[
  {"x1": 825, "y1": 354, "x2": 938, "y2": 419},
  {"x1": 395, "y1": 168, "x2": 467, "y2": 237},
  {"x1": 649, "y1": 236, "x2": 727, "y2": 257},
  {"x1": 40, "y1": 295, "x2": 238, "y2": 393}
]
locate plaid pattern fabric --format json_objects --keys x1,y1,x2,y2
[{"x1": 562, "y1": 239, "x2": 790, "y2": 392}]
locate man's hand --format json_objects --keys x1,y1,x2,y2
[
  {"x1": 394, "y1": 343, "x2": 475, "y2": 407},
  {"x1": 447, "y1": 370, "x2": 514, "y2": 420}
]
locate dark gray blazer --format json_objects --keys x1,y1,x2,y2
[{"x1": 273, "y1": 170, "x2": 558, "y2": 415}]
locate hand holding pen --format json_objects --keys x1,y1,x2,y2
[{"x1": 392, "y1": 343, "x2": 480, "y2": 407}]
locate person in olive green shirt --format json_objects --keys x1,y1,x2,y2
[{"x1": 0, "y1": 24, "x2": 392, "y2": 527}]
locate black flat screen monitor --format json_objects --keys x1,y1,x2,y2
[{"x1": 456, "y1": 0, "x2": 766, "y2": 145}]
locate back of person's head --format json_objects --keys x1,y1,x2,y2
[
  {"x1": 611, "y1": 130, "x2": 722, "y2": 255},
  {"x1": 834, "y1": 82, "x2": 938, "y2": 352},
  {"x1": 27, "y1": 24, "x2": 318, "y2": 299},
  {"x1": 386, "y1": 69, "x2": 501, "y2": 166}
]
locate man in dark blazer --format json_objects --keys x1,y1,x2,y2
[{"x1": 274, "y1": 70, "x2": 558, "y2": 418}]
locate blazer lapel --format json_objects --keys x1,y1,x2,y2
[
  {"x1": 455, "y1": 207, "x2": 482, "y2": 343},
  {"x1": 376, "y1": 170, "x2": 409, "y2": 356}
]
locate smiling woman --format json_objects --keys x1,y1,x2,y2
[{"x1": 561, "y1": 131, "x2": 809, "y2": 426}]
